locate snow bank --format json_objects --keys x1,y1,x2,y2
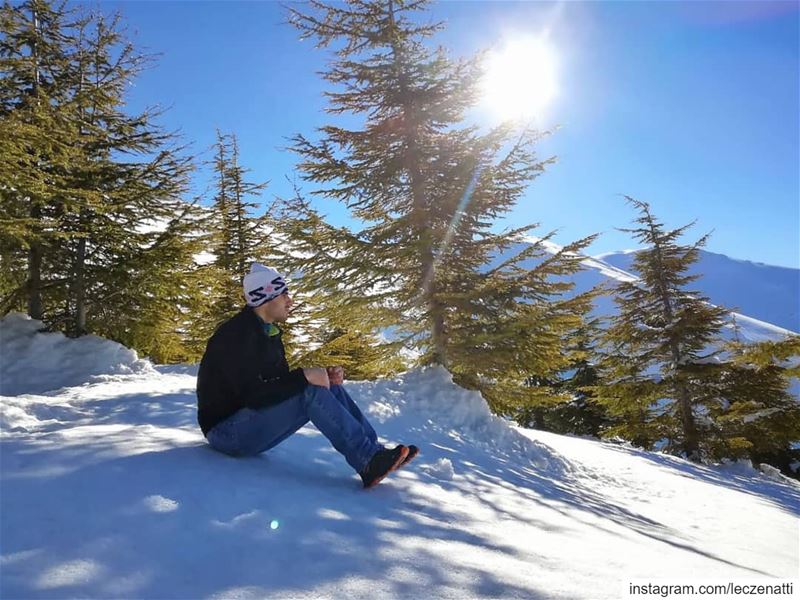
[
  {"x1": 350, "y1": 366, "x2": 569, "y2": 474},
  {"x1": 717, "y1": 458, "x2": 800, "y2": 487},
  {"x1": 0, "y1": 312, "x2": 154, "y2": 396}
]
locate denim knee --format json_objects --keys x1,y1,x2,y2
[{"x1": 302, "y1": 384, "x2": 326, "y2": 403}]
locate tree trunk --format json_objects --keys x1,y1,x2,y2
[
  {"x1": 429, "y1": 294, "x2": 447, "y2": 366},
  {"x1": 648, "y1": 219, "x2": 701, "y2": 460},
  {"x1": 26, "y1": 5, "x2": 43, "y2": 320},
  {"x1": 73, "y1": 232, "x2": 87, "y2": 336},
  {"x1": 387, "y1": 0, "x2": 447, "y2": 366},
  {"x1": 673, "y1": 358, "x2": 700, "y2": 459},
  {"x1": 27, "y1": 239, "x2": 43, "y2": 320}
]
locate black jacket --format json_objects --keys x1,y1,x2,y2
[{"x1": 196, "y1": 306, "x2": 308, "y2": 435}]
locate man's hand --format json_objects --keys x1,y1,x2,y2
[
  {"x1": 326, "y1": 366, "x2": 344, "y2": 386},
  {"x1": 303, "y1": 367, "x2": 330, "y2": 388}
]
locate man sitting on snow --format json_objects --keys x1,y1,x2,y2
[{"x1": 196, "y1": 263, "x2": 418, "y2": 488}]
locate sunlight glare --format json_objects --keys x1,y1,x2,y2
[{"x1": 481, "y1": 36, "x2": 559, "y2": 122}]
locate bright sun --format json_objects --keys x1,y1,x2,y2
[{"x1": 480, "y1": 36, "x2": 559, "y2": 122}]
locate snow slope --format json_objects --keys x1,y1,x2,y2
[{"x1": 1, "y1": 314, "x2": 798, "y2": 599}]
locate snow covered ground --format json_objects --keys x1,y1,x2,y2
[{"x1": 1, "y1": 314, "x2": 798, "y2": 599}]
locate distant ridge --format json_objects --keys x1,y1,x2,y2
[
  {"x1": 594, "y1": 249, "x2": 799, "y2": 333},
  {"x1": 488, "y1": 239, "x2": 798, "y2": 342}
]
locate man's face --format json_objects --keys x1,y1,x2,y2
[{"x1": 267, "y1": 290, "x2": 293, "y2": 322}]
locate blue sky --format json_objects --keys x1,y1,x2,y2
[{"x1": 103, "y1": 1, "x2": 799, "y2": 268}]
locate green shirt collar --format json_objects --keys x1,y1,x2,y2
[{"x1": 253, "y1": 312, "x2": 281, "y2": 337}]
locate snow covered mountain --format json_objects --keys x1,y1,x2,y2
[
  {"x1": 490, "y1": 240, "x2": 798, "y2": 343},
  {"x1": 1, "y1": 314, "x2": 797, "y2": 599},
  {"x1": 595, "y1": 249, "x2": 799, "y2": 334}
]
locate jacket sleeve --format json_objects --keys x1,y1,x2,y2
[{"x1": 241, "y1": 367, "x2": 309, "y2": 410}]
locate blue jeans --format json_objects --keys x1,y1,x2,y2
[{"x1": 206, "y1": 384, "x2": 382, "y2": 473}]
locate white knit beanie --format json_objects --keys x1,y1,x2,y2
[{"x1": 243, "y1": 263, "x2": 288, "y2": 307}]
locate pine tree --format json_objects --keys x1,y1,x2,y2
[
  {"x1": 704, "y1": 335, "x2": 800, "y2": 473},
  {"x1": 68, "y1": 11, "x2": 200, "y2": 342},
  {"x1": 271, "y1": 191, "x2": 407, "y2": 379},
  {"x1": 98, "y1": 200, "x2": 208, "y2": 363},
  {"x1": 2, "y1": 1, "x2": 205, "y2": 361},
  {"x1": 596, "y1": 197, "x2": 729, "y2": 459},
  {"x1": 538, "y1": 317, "x2": 612, "y2": 436},
  {"x1": 0, "y1": 0, "x2": 81, "y2": 320},
  {"x1": 288, "y1": 0, "x2": 597, "y2": 413},
  {"x1": 203, "y1": 131, "x2": 271, "y2": 323},
  {"x1": 0, "y1": 98, "x2": 80, "y2": 317}
]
